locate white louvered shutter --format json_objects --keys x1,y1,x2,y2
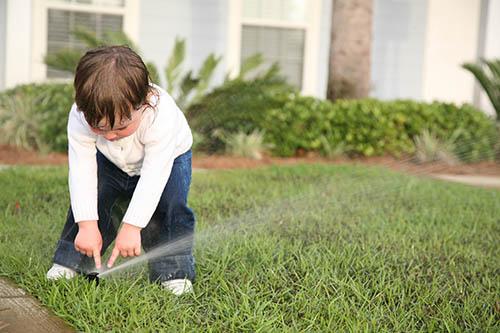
[
  {"x1": 46, "y1": 1, "x2": 124, "y2": 78},
  {"x1": 241, "y1": 0, "x2": 307, "y2": 88}
]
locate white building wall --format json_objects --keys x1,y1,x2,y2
[
  {"x1": 0, "y1": 0, "x2": 7, "y2": 90},
  {"x1": 138, "y1": 0, "x2": 229, "y2": 89},
  {"x1": 139, "y1": 0, "x2": 327, "y2": 97},
  {"x1": 478, "y1": 0, "x2": 500, "y2": 117},
  {"x1": 190, "y1": 0, "x2": 229, "y2": 86},
  {"x1": 371, "y1": 0, "x2": 428, "y2": 100},
  {"x1": 138, "y1": 0, "x2": 192, "y2": 88},
  {"x1": 4, "y1": 0, "x2": 33, "y2": 89},
  {"x1": 421, "y1": 0, "x2": 481, "y2": 105},
  {"x1": 317, "y1": 0, "x2": 332, "y2": 99},
  {"x1": 1, "y1": 0, "x2": 494, "y2": 110}
]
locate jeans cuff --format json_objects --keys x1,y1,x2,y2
[{"x1": 148, "y1": 255, "x2": 196, "y2": 283}]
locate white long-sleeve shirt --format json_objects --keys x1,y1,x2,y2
[{"x1": 67, "y1": 86, "x2": 193, "y2": 228}]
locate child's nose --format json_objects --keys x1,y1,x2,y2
[{"x1": 104, "y1": 132, "x2": 117, "y2": 141}]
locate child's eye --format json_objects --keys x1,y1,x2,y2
[{"x1": 91, "y1": 127, "x2": 106, "y2": 133}]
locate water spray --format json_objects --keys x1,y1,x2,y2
[{"x1": 89, "y1": 142, "x2": 499, "y2": 281}]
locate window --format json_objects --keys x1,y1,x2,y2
[
  {"x1": 31, "y1": 0, "x2": 138, "y2": 81},
  {"x1": 227, "y1": 0, "x2": 321, "y2": 93},
  {"x1": 49, "y1": 0, "x2": 125, "y2": 7},
  {"x1": 241, "y1": 25, "x2": 305, "y2": 88},
  {"x1": 47, "y1": 9, "x2": 123, "y2": 78}
]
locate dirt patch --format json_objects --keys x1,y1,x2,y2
[
  {"x1": 0, "y1": 145, "x2": 68, "y2": 165},
  {"x1": 344, "y1": 155, "x2": 500, "y2": 176},
  {"x1": 193, "y1": 154, "x2": 500, "y2": 176},
  {"x1": 1, "y1": 145, "x2": 499, "y2": 176}
]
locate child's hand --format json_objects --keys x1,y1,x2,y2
[
  {"x1": 75, "y1": 220, "x2": 103, "y2": 269},
  {"x1": 107, "y1": 223, "x2": 142, "y2": 268}
]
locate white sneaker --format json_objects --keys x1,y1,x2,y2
[
  {"x1": 161, "y1": 279, "x2": 193, "y2": 296},
  {"x1": 46, "y1": 263, "x2": 78, "y2": 280}
]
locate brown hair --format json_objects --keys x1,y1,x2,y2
[{"x1": 74, "y1": 45, "x2": 156, "y2": 129}]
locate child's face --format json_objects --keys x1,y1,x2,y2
[{"x1": 91, "y1": 106, "x2": 144, "y2": 141}]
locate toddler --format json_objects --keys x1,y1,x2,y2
[{"x1": 46, "y1": 45, "x2": 196, "y2": 295}]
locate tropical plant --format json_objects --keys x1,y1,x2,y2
[
  {"x1": 0, "y1": 94, "x2": 47, "y2": 151},
  {"x1": 217, "y1": 129, "x2": 272, "y2": 160},
  {"x1": 44, "y1": 28, "x2": 146, "y2": 76},
  {"x1": 164, "y1": 44, "x2": 270, "y2": 109},
  {"x1": 163, "y1": 37, "x2": 222, "y2": 109},
  {"x1": 44, "y1": 28, "x2": 220, "y2": 109},
  {"x1": 187, "y1": 72, "x2": 294, "y2": 153},
  {"x1": 413, "y1": 129, "x2": 458, "y2": 165},
  {"x1": 0, "y1": 83, "x2": 74, "y2": 152},
  {"x1": 462, "y1": 58, "x2": 500, "y2": 119}
]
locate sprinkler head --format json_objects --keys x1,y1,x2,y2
[{"x1": 85, "y1": 272, "x2": 100, "y2": 285}]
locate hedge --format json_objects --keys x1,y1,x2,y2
[
  {"x1": 188, "y1": 79, "x2": 497, "y2": 161},
  {"x1": 0, "y1": 83, "x2": 74, "y2": 152},
  {"x1": 263, "y1": 96, "x2": 497, "y2": 160}
]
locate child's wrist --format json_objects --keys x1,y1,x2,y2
[
  {"x1": 77, "y1": 220, "x2": 98, "y2": 229},
  {"x1": 122, "y1": 222, "x2": 142, "y2": 232}
]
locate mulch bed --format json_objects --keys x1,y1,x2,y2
[{"x1": 1, "y1": 145, "x2": 499, "y2": 176}]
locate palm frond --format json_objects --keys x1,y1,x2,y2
[
  {"x1": 44, "y1": 49, "x2": 83, "y2": 74},
  {"x1": 176, "y1": 70, "x2": 198, "y2": 109},
  {"x1": 462, "y1": 58, "x2": 500, "y2": 118},
  {"x1": 72, "y1": 27, "x2": 102, "y2": 47},
  {"x1": 103, "y1": 30, "x2": 140, "y2": 52},
  {"x1": 483, "y1": 58, "x2": 500, "y2": 78},
  {"x1": 239, "y1": 53, "x2": 264, "y2": 80},
  {"x1": 192, "y1": 53, "x2": 222, "y2": 102},
  {"x1": 165, "y1": 38, "x2": 186, "y2": 94},
  {"x1": 146, "y1": 61, "x2": 161, "y2": 85}
]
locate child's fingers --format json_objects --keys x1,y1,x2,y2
[
  {"x1": 93, "y1": 248, "x2": 101, "y2": 269},
  {"x1": 107, "y1": 247, "x2": 120, "y2": 268},
  {"x1": 134, "y1": 247, "x2": 141, "y2": 256}
]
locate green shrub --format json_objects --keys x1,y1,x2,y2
[
  {"x1": 186, "y1": 77, "x2": 295, "y2": 152},
  {"x1": 263, "y1": 96, "x2": 497, "y2": 161},
  {"x1": 263, "y1": 97, "x2": 412, "y2": 157},
  {"x1": 0, "y1": 83, "x2": 74, "y2": 152},
  {"x1": 394, "y1": 101, "x2": 497, "y2": 162}
]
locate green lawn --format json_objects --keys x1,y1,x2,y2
[{"x1": 0, "y1": 164, "x2": 498, "y2": 332}]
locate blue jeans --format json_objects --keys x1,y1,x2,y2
[{"x1": 52, "y1": 149, "x2": 196, "y2": 283}]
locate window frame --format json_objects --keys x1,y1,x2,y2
[
  {"x1": 226, "y1": 0, "x2": 322, "y2": 96},
  {"x1": 31, "y1": 0, "x2": 139, "y2": 82}
]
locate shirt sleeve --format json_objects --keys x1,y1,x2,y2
[
  {"x1": 67, "y1": 104, "x2": 99, "y2": 222},
  {"x1": 122, "y1": 97, "x2": 181, "y2": 228}
]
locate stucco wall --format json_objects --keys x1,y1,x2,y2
[
  {"x1": 421, "y1": 0, "x2": 481, "y2": 105},
  {"x1": 317, "y1": 0, "x2": 332, "y2": 99},
  {"x1": 371, "y1": 0, "x2": 428, "y2": 100},
  {"x1": 478, "y1": 0, "x2": 500, "y2": 117},
  {"x1": 138, "y1": 0, "x2": 229, "y2": 89},
  {"x1": 4, "y1": 0, "x2": 33, "y2": 89},
  {"x1": 0, "y1": 0, "x2": 7, "y2": 90},
  {"x1": 138, "y1": 0, "x2": 192, "y2": 87}
]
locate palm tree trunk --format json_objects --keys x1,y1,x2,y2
[{"x1": 327, "y1": 0, "x2": 374, "y2": 100}]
